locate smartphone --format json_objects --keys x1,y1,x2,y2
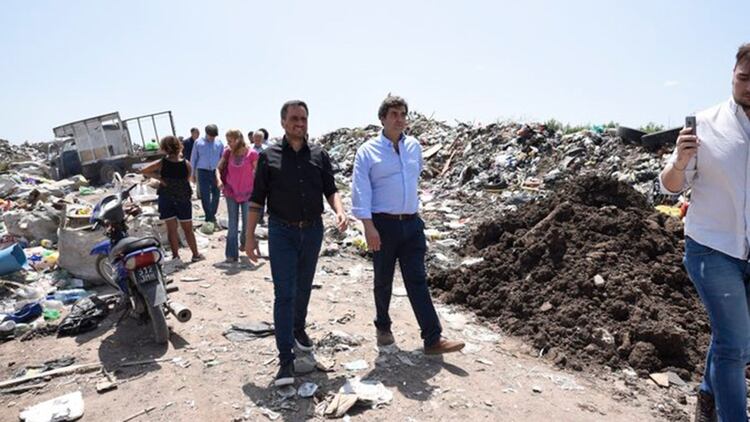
[{"x1": 685, "y1": 115, "x2": 696, "y2": 134}]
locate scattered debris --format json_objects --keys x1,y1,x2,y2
[
  {"x1": 223, "y1": 321, "x2": 275, "y2": 342},
  {"x1": 344, "y1": 360, "x2": 369, "y2": 371},
  {"x1": 324, "y1": 393, "x2": 358, "y2": 419},
  {"x1": 649, "y1": 371, "x2": 686, "y2": 388},
  {"x1": 341, "y1": 377, "x2": 394, "y2": 407},
  {"x1": 0, "y1": 382, "x2": 47, "y2": 395},
  {"x1": 95, "y1": 381, "x2": 117, "y2": 394},
  {"x1": 277, "y1": 385, "x2": 296, "y2": 400},
  {"x1": 317, "y1": 330, "x2": 363, "y2": 351},
  {"x1": 257, "y1": 406, "x2": 281, "y2": 420},
  {"x1": 298, "y1": 382, "x2": 318, "y2": 398},
  {"x1": 19, "y1": 391, "x2": 84, "y2": 422}
]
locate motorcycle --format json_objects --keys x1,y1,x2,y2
[{"x1": 89, "y1": 183, "x2": 191, "y2": 344}]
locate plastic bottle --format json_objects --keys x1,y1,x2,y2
[
  {"x1": 47, "y1": 289, "x2": 91, "y2": 305},
  {"x1": 66, "y1": 278, "x2": 84, "y2": 289},
  {"x1": 42, "y1": 299, "x2": 64, "y2": 310},
  {"x1": 43, "y1": 309, "x2": 61, "y2": 321},
  {"x1": 0, "y1": 319, "x2": 16, "y2": 335},
  {"x1": 16, "y1": 285, "x2": 43, "y2": 301}
]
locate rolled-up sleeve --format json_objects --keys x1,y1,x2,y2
[
  {"x1": 659, "y1": 148, "x2": 697, "y2": 194},
  {"x1": 321, "y1": 150, "x2": 338, "y2": 198},
  {"x1": 249, "y1": 152, "x2": 269, "y2": 206},
  {"x1": 351, "y1": 147, "x2": 373, "y2": 219}
]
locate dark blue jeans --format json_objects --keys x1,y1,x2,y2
[
  {"x1": 225, "y1": 197, "x2": 248, "y2": 259},
  {"x1": 372, "y1": 215, "x2": 442, "y2": 348},
  {"x1": 268, "y1": 217, "x2": 324, "y2": 365},
  {"x1": 197, "y1": 169, "x2": 220, "y2": 223},
  {"x1": 683, "y1": 236, "x2": 750, "y2": 422}
]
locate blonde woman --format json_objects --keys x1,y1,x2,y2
[{"x1": 218, "y1": 129, "x2": 260, "y2": 263}]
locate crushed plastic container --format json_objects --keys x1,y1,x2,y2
[
  {"x1": 42, "y1": 299, "x2": 64, "y2": 310},
  {"x1": 3, "y1": 302, "x2": 43, "y2": 323},
  {"x1": 0, "y1": 243, "x2": 27, "y2": 276},
  {"x1": 43, "y1": 309, "x2": 61, "y2": 321},
  {"x1": 47, "y1": 289, "x2": 91, "y2": 305},
  {"x1": 0, "y1": 319, "x2": 16, "y2": 336}
]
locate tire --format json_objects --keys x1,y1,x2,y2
[
  {"x1": 146, "y1": 301, "x2": 169, "y2": 344},
  {"x1": 99, "y1": 164, "x2": 119, "y2": 185},
  {"x1": 95, "y1": 255, "x2": 117, "y2": 288},
  {"x1": 616, "y1": 126, "x2": 646, "y2": 145},
  {"x1": 641, "y1": 127, "x2": 681, "y2": 150}
]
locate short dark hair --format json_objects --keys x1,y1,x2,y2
[
  {"x1": 190, "y1": 127, "x2": 199, "y2": 134},
  {"x1": 160, "y1": 135, "x2": 183, "y2": 156},
  {"x1": 378, "y1": 95, "x2": 409, "y2": 120},
  {"x1": 205, "y1": 124, "x2": 218, "y2": 137},
  {"x1": 736, "y1": 43, "x2": 750, "y2": 67},
  {"x1": 259, "y1": 128, "x2": 269, "y2": 140},
  {"x1": 247, "y1": 131, "x2": 254, "y2": 139},
  {"x1": 280, "y1": 100, "x2": 309, "y2": 120}
]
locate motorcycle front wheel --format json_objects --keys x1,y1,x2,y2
[{"x1": 95, "y1": 255, "x2": 118, "y2": 290}]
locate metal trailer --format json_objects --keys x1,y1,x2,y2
[{"x1": 50, "y1": 111, "x2": 175, "y2": 184}]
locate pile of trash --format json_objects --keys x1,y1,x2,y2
[
  {"x1": 316, "y1": 114, "x2": 669, "y2": 203},
  {"x1": 315, "y1": 114, "x2": 677, "y2": 267},
  {"x1": 0, "y1": 138, "x2": 44, "y2": 166},
  {"x1": 0, "y1": 167, "x2": 169, "y2": 342},
  {"x1": 428, "y1": 175, "x2": 706, "y2": 382}
]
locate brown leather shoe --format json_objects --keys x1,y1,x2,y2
[
  {"x1": 694, "y1": 390, "x2": 717, "y2": 422},
  {"x1": 376, "y1": 329, "x2": 395, "y2": 346},
  {"x1": 424, "y1": 338, "x2": 465, "y2": 355}
]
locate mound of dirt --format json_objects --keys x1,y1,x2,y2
[{"x1": 429, "y1": 175, "x2": 708, "y2": 380}]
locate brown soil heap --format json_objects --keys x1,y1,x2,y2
[{"x1": 429, "y1": 175, "x2": 709, "y2": 380}]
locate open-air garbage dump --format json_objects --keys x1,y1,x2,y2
[{"x1": 0, "y1": 114, "x2": 700, "y2": 421}]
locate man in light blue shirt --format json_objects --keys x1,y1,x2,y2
[
  {"x1": 352, "y1": 95, "x2": 464, "y2": 355},
  {"x1": 190, "y1": 124, "x2": 224, "y2": 224}
]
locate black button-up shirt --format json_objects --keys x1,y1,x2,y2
[{"x1": 250, "y1": 137, "x2": 338, "y2": 222}]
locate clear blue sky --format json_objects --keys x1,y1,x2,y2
[{"x1": 1, "y1": 0, "x2": 747, "y2": 144}]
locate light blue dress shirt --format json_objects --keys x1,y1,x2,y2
[
  {"x1": 352, "y1": 132, "x2": 422, "y2": 219},
  {"x1": 190, "y1": 137, "x2": 224, "y2": 171}
]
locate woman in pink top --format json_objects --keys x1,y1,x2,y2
[{"x1": 218, "y1": 129, "x2": 260, "y2": 263}]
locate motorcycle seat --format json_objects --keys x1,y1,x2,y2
[{"x1": 111, "y1": 237, "x2": 161, "y2": 257}]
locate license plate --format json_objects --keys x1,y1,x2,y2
[{"x1": 134, "y1": 265, "x2": 159, "y2": 284}]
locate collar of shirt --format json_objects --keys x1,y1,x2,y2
[
  {"x1": 379, "y1": 131, "x2": 406, "y2": 148},
  {"x1": 730, "y1": 97, "x2": 750, "y2": 139},
  {"x1": 281, "y1": 136, "x2": 310, "y2": 153}
]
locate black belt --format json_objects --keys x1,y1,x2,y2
[
  {"x1": 271, "y1": 216, "x2": 318, "y2": 228},
  {"x1": 372, "y1": 213, "x2": 418, "y2": 221}
]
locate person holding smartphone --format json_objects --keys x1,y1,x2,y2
[{"x1": 660, "y1": 43, "x2": 750, "y2": 422}]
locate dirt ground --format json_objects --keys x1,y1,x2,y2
[{"x1": 0, "y1": 200, "x2": 695, "y2": 421}]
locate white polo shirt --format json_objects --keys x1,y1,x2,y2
[{"x1": 660, "y1": 98, "x2": 750, "y2": 259}]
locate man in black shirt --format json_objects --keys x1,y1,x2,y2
[
  {"x1": 246, "y1": 100, "x2": 347, "y2": 387},
  {"x1": 183, "y1": 127, "x2": 199, "y2": 161}
]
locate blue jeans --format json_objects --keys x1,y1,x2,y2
[
  {"x1": 197, "y1": 169, "x2": 220, "y2": 223},
  {"x1": 683, "y1": 236, "x2": 750, "y2": 422},
  {"x1": 372, "y1": 215, "x2": 442, "y2": 348},
  {"x1": 268, "y1": 217, "x2": 324, "y2": 365},
  {"x1": 225, "y1": 197, "x2": 248, "y2": 259}
]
